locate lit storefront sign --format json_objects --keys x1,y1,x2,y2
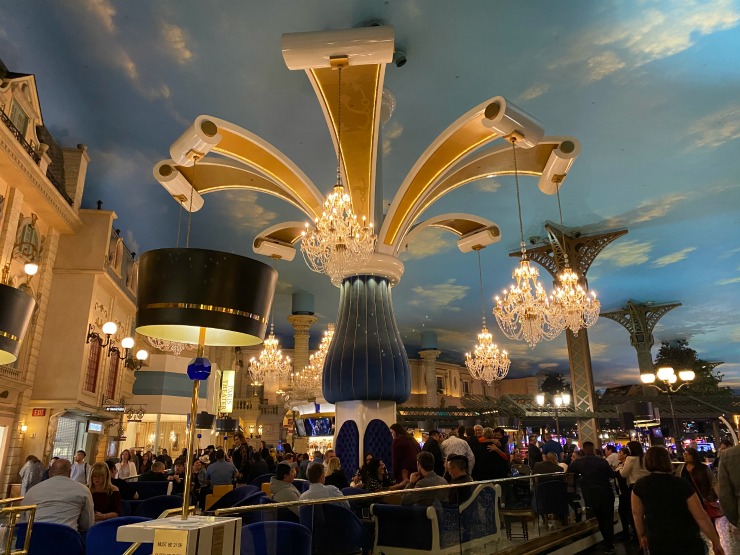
[{"x1": 220, "y1": 370, "x2": 235, "y2": 413}]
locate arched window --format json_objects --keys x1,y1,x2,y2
[
  {"x1": 83, "y1": 340, "x2": 101, "y2": 393},
  {"x1": 128, "y1": 260, "x2": 139, "y2": 293},
  {"x1": 105, "y1": 355, "x2": 120, "y2": 401},
  {"x1": 109, "y1": 237, "x2": 123, "y2": 274}
]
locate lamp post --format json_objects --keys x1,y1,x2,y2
[
  {"x1": 640, "y1": 366, "x2": 695, "y2": 452},
  {"x1": 535, "y1": 391, "x2": 571, "y2": 437}
]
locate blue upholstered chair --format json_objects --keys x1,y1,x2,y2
[
  {"x1": 133, "y1": 494, "x2": 183, "y2": 518},
  {"x1": 300, "y1": 503, "x2": 372, "y2": 554},
  {"x1": 292, "y1": 479, "x2": 310, "y2": 493},
  {"x1": 85, "y1": 516, "x2": 152, "y2": 555},
  {"x1": 206, "y1": 486, "x2": 263, "y2": 512},
  {"x1": 14, "y1": 522, "x2": 84, "y2": 555},
  {"x1": 259, "y1": 496, "x2": 300, "y2": 523},
  {"x1": 249, "y1": 473, "x2": 275, "y2": 488},
  {"x1": 341, "y1": 487, "x2": 369, "y2": 518},
  {"x1": 534, "y1": 479, "x2": 569, "y2": 524},
  {"x1": 241, "y1": 521, "x2": 311, "y2": 555},
  {"x1": 131, "y1": 480, "x2": 169, "y2": 500}
]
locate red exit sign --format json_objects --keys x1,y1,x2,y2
[{"x1": 31, "y1": 408, "x2": 46, "y2": 417}]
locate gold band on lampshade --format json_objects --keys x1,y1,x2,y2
[
  {"x1": 0, "y1": 283, "x2": 36, "y2": 365},
  {"x1": 135, "y1": 249, "x2": 277, "y2": 346}
]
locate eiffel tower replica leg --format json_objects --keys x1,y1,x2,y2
[
  {"x1": 523, "y1": 222, "x2": 627, "y2": 445},
  {"x1": 601, "y1": 301, "x2": 682, "y2": 374}
]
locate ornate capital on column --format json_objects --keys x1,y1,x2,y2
[
  {"x1": 287, "y1": 314, "x2": 318, "y2": 335},
  {"x1": 419, "y1": 349, "x2": 441, "y2": 362}
]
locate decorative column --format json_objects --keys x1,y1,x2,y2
[
  {"x1": 601, "y1": 301, "x2": 682, "y2": 374},
  {"x1": 523, "y1": 222, "x2": 627, "y2": 446},
  {"x1": 419, "y1": 331, "x2": 440, "y2": 407},
  {"x1": 287, "y1": 292, "x2": 317, "y2": 378}
]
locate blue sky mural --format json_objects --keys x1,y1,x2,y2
[{"x1": 1, "y1": 1, "x2": 738, "y2": 390}]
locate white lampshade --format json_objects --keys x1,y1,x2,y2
[
  {"x1": 554, "y1": 396, "x2": 563, "y2": 407},
  {"x1": 656, "y1": 366, "x2": 675, "y2": 381},
  {"x1": 121, "y1": 337, "x2": 135, "y2": 350},
  {"x1": 535, "y1": 393, "x2": 545, "y2": 406},
  {"x1": 679, "y1": 370, "x2": 696, "y2": 382},
  {"x1": 561, "y1": 392, "x2": 571, "y2": 405},
  {"x1": 668, "y1": 374, "x2": 677, "y2": 384},
  {"x1": 102, "y1": 321, "x2": 118, "y2": 335},
  {"x1": 135, "y1": 349, "x2": 149, "y2": 361},
  {"x1": 641, "y1": 373, "x2": 656, "y2": 384},
  {"x1": 23, "y1": 262, "x2": 39, "y2": 276}
]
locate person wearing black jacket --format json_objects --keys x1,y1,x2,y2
[
  {"x1": 527, "y1": 435, "x2": 543, "y2": 468},
  {"x1": 422, "y1": 430, "x2": 445, "y2": 477}
]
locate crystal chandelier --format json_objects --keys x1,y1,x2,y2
[
  {"x1": 248, "y1": 323, "x2": 292, "y2": 388},
  {"x1": 300, "y1": 62, "x2": 376, "y2": 285},
  {"x1": 493, "y1": 139, "x2": 563, "y2": 347},
  {"x1": 548, "y1": 184, "x2": 600, "y2": 335},
  {"x1": 292, "y1": 323, "x2": 334, "y2": 400},
  {"x1": 466, "y1": 250, "x2": 510, "y2": 383},
  {"x1": 146, "y1": 337, "x2": 194, "y2": 356}
]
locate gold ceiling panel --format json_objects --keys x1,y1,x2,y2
[
  {"x1": 178, "y1": 164, "x2": 309, "y2": 215},
  {"x1": 309, "y1": 64, "x2": 382, "y2": 222},
  {"x1": 382, "y1": 117, "x2": 496, "y2": 249},
  {"x1": 213, "y1": 129, "x2": 323, "y2": 218}
]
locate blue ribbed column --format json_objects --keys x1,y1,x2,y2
[{"x1": 323, "y1": 274, "x2": 410, "y2": 404}]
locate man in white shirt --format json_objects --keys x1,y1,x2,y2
[
  {"x1": 22, "y1": 458, "x2": 94, "y2": 532},
  {"x1": 604, "y1": 445, "x2": 619, "y2": 469},
  {"x1": 440, "y1": 431, "x2": 475, "y2": 475},
  {"x1": 69, "y1": 450, "x2": 89, "y2": 484},
  {"x1": 299, "y1": 462, "x2": 349, "y2": 509}
]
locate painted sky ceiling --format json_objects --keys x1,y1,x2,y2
[{"x1": 1, "y1": 1, "x2": 739, "y2": 391}]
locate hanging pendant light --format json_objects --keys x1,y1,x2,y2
[
  {"x1": 466, "y1": 249, "x2": 510, "y2": 383},
  {"x1": 493, "y1": 139, "x2": 564, "y2": 347},
  {"x1": 248, "y1": 322, "x2": 292, "y2": 388},
  {"x1": 549, "y1": 184, "x2": 600, "y2": 334},
  {"x1": 300, "y1": 59, "x2": 376, "y2": 285}
]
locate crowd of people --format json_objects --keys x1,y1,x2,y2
[{"x1": 15, "y1": 427, "x2": 740, "y2": 555}]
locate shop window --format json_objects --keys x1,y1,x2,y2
[
  {"x1": 83, "y1": 340, "x2": 101, "y2": 393},
  {"x1": 436, "y1": 376, "x2": 444, "y2": 392},
  {"x1": 53, "y1": 417, "x2": 78, "y2": 460},
  {"x1": 105, "y1": 355, "x2": 120, "y2": 401},
  {"x1": 9, "y1": 101, "x2": 29, "y2": 136}
]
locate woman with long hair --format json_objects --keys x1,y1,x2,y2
[
  {"x1": 679, "y1": 447, "x2": 718, "y2": 504},
  {"x1": 139, "y1": 451, "x2": 152, "y2": 474},
  {"x1": 390, "y1": 423, "x2": 420, "y2": 485},
  {"x1": 88, "y1": 462, "x2": 121, "y2": 522},
  {"x1": 632, "y1": 446, "x2": 723, "y2": 555},
  {"x1": 363, "y1": 458, "x2": 394, "y2": 493},
  {"x1": 619, "y1": 440, "x2": 649, "y2": 533},
  {"x1": 115, "y1": 449, "x2": 137, "y2": 479},
  {"x1": 324, "y1": 456, "x2": 349, "y2": 490}
]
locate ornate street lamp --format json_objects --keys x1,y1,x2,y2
[
  {"x1": 640, "y1": 366, "x2": 695, "y2": 451},
  {"x1": 535, "y1": 391, "x2": 571, "y2": 436}
]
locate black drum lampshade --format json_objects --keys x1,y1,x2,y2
[
  {"x1": 0, "y1": 283, "x2": 36, "y2": 365},
  {"x1": 135, "y1": 249, "x2": 278, "y2": 346},
  {"x1": 187, "y1": 411, "x2": 216, "y2": 430},
  {"x1": 215, "y1": 416, "x2": 239, "y2": 433}
]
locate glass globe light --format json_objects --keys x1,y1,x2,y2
[
  {"x1": 102, "y1": 321, "x2": 118, "y2": 335},
  {"x1": 135, "y1": 349, "x2": 148, "y2": 361},
  {"x1": 678, "y1": 370, "x2": 696, "y2": 382},
  {"x1": 641, "y1": 373, "x2": 656, "y2": 384},
  {"x1": 656, "y1": 366, "x2": 675, "y2": 381},
  {"x1": 121, "y1": 337, "x2": 135, "y2": 350}
]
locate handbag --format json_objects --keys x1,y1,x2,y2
[{"x1": 689, "y1": 469, "x2": 724, "y2": 521}]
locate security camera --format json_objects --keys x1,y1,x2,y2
[
  {"x1": 481, "y1": 97, "x2": 544, "y2": 149},
  {"x1": 538, "y1": 138, "x2": 582, "y2": 194},
  {"x1": 153, "y1": 160, "x2": 204, "y2": 212},
  {"x1": 393, "y1": 50, "x2": 407, "y2": 68},
  {"x1": 457, "y1": 226, "x2": 501, "y2": 253},
  {"x1": 169, "y1": 117, "x2": 221, "y2": 167}
]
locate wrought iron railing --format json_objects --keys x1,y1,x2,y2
[{"x1": 0, "y1": 110, "x2": 74, "y2": 206}]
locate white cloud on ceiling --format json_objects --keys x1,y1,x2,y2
[
  {"x1": 538, "y1": 362, "x2": 559, "y2": 369},
  {"x1": 600, "y1": 192, "x2": 687, "y2": 228},
  {"x1": 84, "y1": 0, "x2": 116, "y2": 33},
  {"x1": 717, "y1": 276, "x2": 740, "y2": 286},
  {"x1": 652, "y1": 247, "x2": 696, "y2": 268},
  {"x1": 161, "y1": 22, "x2": 193, "y2": 64},
  {"x1": 409, "y1": 279, "x2": 469, "y2": 311},
  {"x1": 382, "y1": 121, "x2": 404, "y2": 156},
  {"x1": 124, "y1": 229, "x2": 140, "y2": 255},
  {"x1": 730, "y1": 327, "x2": 740, "y2": 343},
  {"x1": 476, "y1": 178, "x2": 502, "y2": 193},
  {"x1": 594, "y1": 240, "x2": 652, "y2": 267},
  {"x1": 518, "y1": 84, "x2": 550, "y2": 102},
  {"x1": 222, "y1": 190, "x2": 278, "y2": 231},
  {"x1": 552, "y1": 0, "x2": 740, "y2": 84},
  {"x1": 688, "y1": 104, "x2": 740, "y2": 149},
  {"x1": 399, "y1": 227, "x2": 455, "y2": 260}
]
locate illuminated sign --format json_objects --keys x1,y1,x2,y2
[
  {"x1": 31, "y1": 408, "x2": 46, "y2": 417},
  {"x1": 87, "y1": 421, "x2": 104, "y2": 433},
  {"x1": 105, "y1": 406, "x2": 125, "y2": 413},
  {"x1": 220, "y1": 370, "x2": 235, "y2": 414}
]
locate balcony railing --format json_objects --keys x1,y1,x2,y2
[
  {"x1": 0, "y1": 364, "x2": 22, "y2": 381},
  {"x1": 0, "y1": 110, "x2": 74, "y2": 206}
]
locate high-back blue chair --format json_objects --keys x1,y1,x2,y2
[
  {"x1": 133, "y1": 495, "x2": 183, "y2": 518},
  {"x1": 534, "y1": 479, "x2": 569, "y2": 523},
  {"x1": 206, "y1": 486, "x2": 262, "y2": 512},
  {"x1": 249, "y1": 473, "x2": 275, "y2": 488},
  {"x1": 299, "y1": 503, "x2": 372, "y2": 554},
  {"x1": 292, "y1": 479, "x2": 310, "y2": 493},
  {"x1": 340, "y1": 487, "x2": 369, "y2": 518},
  {"x1": 241, "y1": 521, "x2": 311, "y2": 555},
  {"x1": 15, "y1": 522, "x2": 84, "y2": 555},
  {"x1": 132, "y1": 481, "x2": 169, "y2": 500},
  {"x1": 260, "y1": 496, "x2": 300, "y2": 523},
  {"x1": 86, "y1": 516, "x2": 152, "y2": 555}
]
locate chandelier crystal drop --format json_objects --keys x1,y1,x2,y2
[
  {"x1": 300, "y1": 63, "x2": 376, "y2": 286},
  {"x1": 146, "y1": 337, "x2": 194, "y2": 356},
  {"x1": 292, "y1": 323, "x2": 334, "y2": 400},
  {"x1": 547, "y1": 185, "x2": 600, "y2": 335},
  {"x1": 248, "y1": 323, "x2": 292, "y2": 388},
  {"x1": 493, "y1": 139, "x2": 563, "y2": 348}
]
